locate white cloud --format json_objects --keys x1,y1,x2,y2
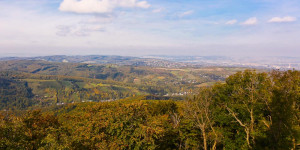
[
  {"x1": 1, "y1": 0, "x2": 300, "y2": 57},
  {"x1": 241, "y1": 17, "x2": 258, "y2": 25},
  {"x1": 135, "y1": 1, "x2": 150, "y2": 8},
  {"x1": 178, "y1": 10, "x2": 194, "y2": 17},
  {"x1": 59, "y1": 0, "x2": 150, "y2": 14},
  {"x1": 56, "y1": 24, "x2": 105, "y2": 37},
  {"x1": 56, "y1": 25, "x2": 72, "y2": 36},
  {"x1": 152, "y1": 8, "x2": 163, "y2": 13},
  {"x1": 226, "y1": 19, "x2": 237, "y2": 25},
  {"x1": 268, "y1": 16, "x2": 297, "y2": 23}
]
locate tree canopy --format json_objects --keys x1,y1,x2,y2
[{"x1": 0, "y1": 70, "x2": 299, "y2": 149}]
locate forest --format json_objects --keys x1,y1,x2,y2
[
  {"x1": 0, "y1": 69, "x2": 299, "y2": 149},
  {"x1": 0, "y1": 60, "x2": 247, "y2": 110},
  {"x1": 1, "y1": 0, "x2": 299, "y2": 149}
]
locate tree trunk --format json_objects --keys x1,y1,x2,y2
[
  {"x1": 245, "y1": 128, "x2": 251, "y2": 149},
  {"x1": 212, "y1": 140, "x2": 217, "y2": 150},
  {"x1": 250, "y1": 108, "x2": 255, "y2": 145},
  {"x1": 202, "y1": 127, "x2": 207, "y2": 150},
  {"x1": 292, "y1": 137, "x2": 296, "y2": 150}
]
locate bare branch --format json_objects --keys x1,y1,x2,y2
[{"x1": 226, "y1": 106, "x2": 246, "y2": 127}]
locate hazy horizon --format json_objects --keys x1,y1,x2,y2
[{"x1": 0, "y1": 0, "x2": 300, "y2": 57}]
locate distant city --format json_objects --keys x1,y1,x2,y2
[
  {"x1": 143, "y1": 55, "x2": 300, "y2": 70},
  {"x1": 0, "y1": 55, "x2": 299, "y2": 70}
]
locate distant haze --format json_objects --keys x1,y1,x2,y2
[{"x1": 0, "y1": 0, "x2": 300, "y2": 57}]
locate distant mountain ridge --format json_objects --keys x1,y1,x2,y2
[
  {"x1": 0, "y1": 55, "x2": 299, "y2": 70},
  {"x1": 0, "y1": 55, "x2": 188, "y2": 68}
]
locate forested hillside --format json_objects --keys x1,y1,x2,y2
[
  {"x1": 0, "y1": 70, "x2": 299, "y2": 149},
  {"x1": 0, "y1": 60, "x2": 247, "y2": 110},
  {"x1": 0, "y1": 72, "x2": 34, "y2": 110},
  {"x1": 0, "y1": 60, "x2": 244, "y2": 84},
  {"x1": 1, "y1": 0, "x2": 299, "y2": 149}
]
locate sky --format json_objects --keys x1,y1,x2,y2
[{"x1": 0, "y1": 0, "x2": 299, "y2": 57}]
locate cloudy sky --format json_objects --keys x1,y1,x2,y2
[{"x1": 0, "y1": 0, "x2": 299, "y2": 57}]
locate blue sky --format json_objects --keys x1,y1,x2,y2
[{"x1": 0, "y1": 0, "x2": 299, "y2": 57}]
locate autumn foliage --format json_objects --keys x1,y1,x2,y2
[{"x1": 0, "y1": 70, "x2": 299, "y2": 149}]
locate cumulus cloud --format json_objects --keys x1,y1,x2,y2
[
  {"x1": 241, "y1": 17, "x2": 257, "y2": 25},
  {"x1": 268, "y1": 16, "x2": 297, "y2": 23},
  {"x1": 59, "y1": 0, "x2": 150, "y2": 14},
  {"x1": 178, "y1": 10, "x2": 194, "y2": 17},
  {"x1": 225, "y1": 19, "x2": 237, "y2": 25}
]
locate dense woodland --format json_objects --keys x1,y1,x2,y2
[
  {"x1": 0, "y1": 69, "x2": 299, "y2": 149},
  {"x1": 0, "y1": 60, "x2": 246, "y2": 110},
  {"x1": 0, "y1": 76, "x2": 34, "y2": 110}
]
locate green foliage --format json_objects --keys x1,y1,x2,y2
[
  {"x1": 0, "y1": 76, "x2": 35, "y2": 110},
  {"x1": 0, "y1": 110, "x2": 63, "y2": 149},
  {"x1": 264, "y1": 70, "x2": 300, "y2": 149},
  {"x1": 0, "y1": 69, "x2": 299, "y2": 149},
  {"x1": 184, "y1": 69, "x2": 299, "y2": 149},
  {"x1": 0, "y1": 60, "x2": 246, "y2": 97}
]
